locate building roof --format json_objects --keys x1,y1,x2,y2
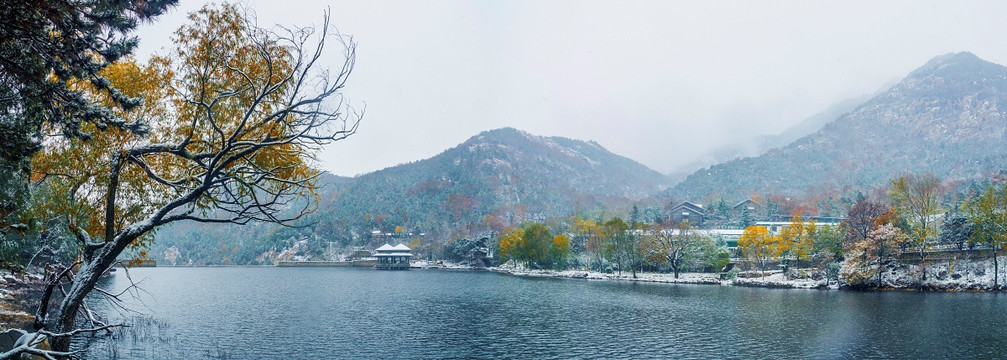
[
  {"x1": 733, "y1": 199, "x2": 758, "y2": 208},
  {"x1": 706, "y1": 229, "x2": 745, "y2": 236},
  {"x1": 375, "y1": 252, "x2": 414, "y2": 257},
  {"x1": 671, "y1": 201, "x2": 706, "y2": 215},
  {"x1": 375, "y1": 243, "x2": 413, "y2": 256}
]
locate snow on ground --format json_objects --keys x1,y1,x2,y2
[
  {"x1": 491, "y1": 257, "x2": 1007, "y2": 292},
  {"x1": 878, "y1": 256, "x2": 1006, "y2": 291},
  {"x1": 491, "y1": 266, "x2": 723, "y2": 285},
  {"x1": 412, "y1": 260, "x2": 488, "y2": 270},
  {"x1": 732, "y1": 272, "x2": 838, "y2": 290},
  {"x1": 410, "y1": 257, "x2": 1007, "y2": 292}
]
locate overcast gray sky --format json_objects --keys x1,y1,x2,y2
[{"x1": 135, "y1": 0, "x2": 1007, "y2": 177}]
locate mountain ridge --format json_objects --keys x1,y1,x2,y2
[
  {"x1": 151, "y1": 127, "x2": 672, "y2": 264},
  {"x1": 150, "y1": 51, "x2": 1007, "y2": 265},
  {"x1": 669, "y1": 51, "x2": 1007, "y2": 202},
  {"x1": 666, "y1": 93, "x2": 873, "y2": 184}
]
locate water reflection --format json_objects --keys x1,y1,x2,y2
[{"x1": 82, "y1": 268, "x2": 1007, "y2": 359}]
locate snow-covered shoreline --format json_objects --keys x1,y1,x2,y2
[
  {"x1": 841, "y1": 257, "x2": 1007, "y2": 292},
  {"x1": 732, "y1": 273, "x2": 838, "y2": 290},
  {"x1": 490, "y1": 267, "x2": 725, "y2": 285},
  {"x1": 484, "y1": 261, "x2": 840, "y2": 289},
  {"x1": 482, "y1": 262, "x2": 1005, "y2": 292}
]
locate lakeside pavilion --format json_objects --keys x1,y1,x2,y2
[{"x1": 375, "y1": 244, "x2": 413, "y2": 270}]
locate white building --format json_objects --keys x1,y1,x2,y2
[{"x1": 375, "y1": 244, "x2": 413, "y2": 270}]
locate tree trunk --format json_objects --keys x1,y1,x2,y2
[
  {"x1": 994, "y1": 248, "x2": 999, "y2": 290},
  {"x1": 34, "y1": 277, "x2": 56, "y2": 330},
  {"x1": 877, "y1": 248, "x2": 884, "y2": 289},
  {"x1": 50, "y1": 257, "x2": 110, "y2": 351}
]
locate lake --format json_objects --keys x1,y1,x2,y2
[{"x1": 79, "y1": 267, "x2": 1007, "y2": 359}]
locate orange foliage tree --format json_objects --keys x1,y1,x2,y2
[
  {"x1": 571, "y1": 216, "x2": 603, "y2": 270},
  {"x1": 497, "y1": 227, "x2": 525, "y2": 265},
  {"x1": 738, "y1": 225, "x2": 782, "y2": 279},
  {"x1": 550, "y1": 233, "x2": 571, "y2": 269},
  {"x1": 30, "y1": 4, "x2": 361, "y2": 351},
  {"x1": 497, "y1": 223, "x2": 570, "y2": 269},
  {"x1": 778, "y1": 214, "x2": 817, "y2": 276}
]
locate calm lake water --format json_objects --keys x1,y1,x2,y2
[{"x1": 80, "y1": 267, "x2": 1007, "y2": 359}]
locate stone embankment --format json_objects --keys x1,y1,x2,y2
[
  {"x1": 0, "y1": 273, "x2": 42, "y2": 330},
  {"x1": 488, "y1": 264, "x2": 1004, "y2": 292}
]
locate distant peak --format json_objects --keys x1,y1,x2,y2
[
  {"x1": 922, "y1": 51, "x2": 980, "y2": 67},
  {"x1": 938, "y1": 51, "x2": 977, "y2": 61},
  {"x1": 463, "y1": 128, "x2": 542, "y2": 149},
  {"x1": 471, "y1": 126, "x2": 535, "y2": 139},
  {"x1": 907, "y1": 51, "x2": 1002, "y2": 79},
  {"x1": 479, "y1": 127, "x2": 527, "y2": 137},
  {"x1": 951, "y1": 51, "x2": 980, "y2": 60}
]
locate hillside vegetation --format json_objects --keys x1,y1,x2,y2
[
  {"x1": 151, "y1": 128, "x2": 672, "y2": 264},
  {"x1": 672, "y1": 52, "x2": 1007, "y2": 202},
  {"x1": 152, "y1": 52, "x2": 1007, "y2": 266}
]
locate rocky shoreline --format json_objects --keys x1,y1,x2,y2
[
  {"x1": 486, "y1": 265, "x2": 1004, "y2": 292},
  {"x1": 0, "y1": 273, "x2": 42, "y2": 330}
]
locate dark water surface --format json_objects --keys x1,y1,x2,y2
[{"x1": 81, "y1": 267, "x2": 1007, "y2": 359}]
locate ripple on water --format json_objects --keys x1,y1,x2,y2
[{"x1": 81, "y1": 268, "x2": 1007, "y2": 359}]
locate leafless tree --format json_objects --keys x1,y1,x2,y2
[
  {"x1": 12, "y1": 6, "x2": 362, "y2": 356},
  {"x1": 651, "y1": 220, "x2": 701, "y2": 279}
]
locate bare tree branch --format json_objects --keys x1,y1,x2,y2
[{"x1": 37, "y1": 5, "x2": 362, "y2": 352}]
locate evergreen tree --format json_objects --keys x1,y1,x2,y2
[
  {"x1": 716, "y1": 199, "x2": 732, "y2": 225},
  {"x1": 940, "y1": 214, "x2": 973, "y2": 251},
  {"x1": 739, "y1": 207, "x2": 753, "y2": 228},
  {"x1": 766, "y1": 199, "x2": 779, "y2": 220},
  {"x1": 629, "y1": 204, "x2": 641, "y2": 227},
  {"x1": 0, "y1": 0, "x2": 177, "y2": 224}
]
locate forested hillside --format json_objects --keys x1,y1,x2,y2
[
  {"x1": 671, "y1": 52, "x2": 1007, "y2": 202},
  {"x1": 667, "y1": 94, "x2": 871, "y2": 184},
  {"x1": 151, "y1": 128, "x2": 672, "y2": 264},
  {"x1": 151, "y1": 52, "x2": 1007, "y2": 265}
]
